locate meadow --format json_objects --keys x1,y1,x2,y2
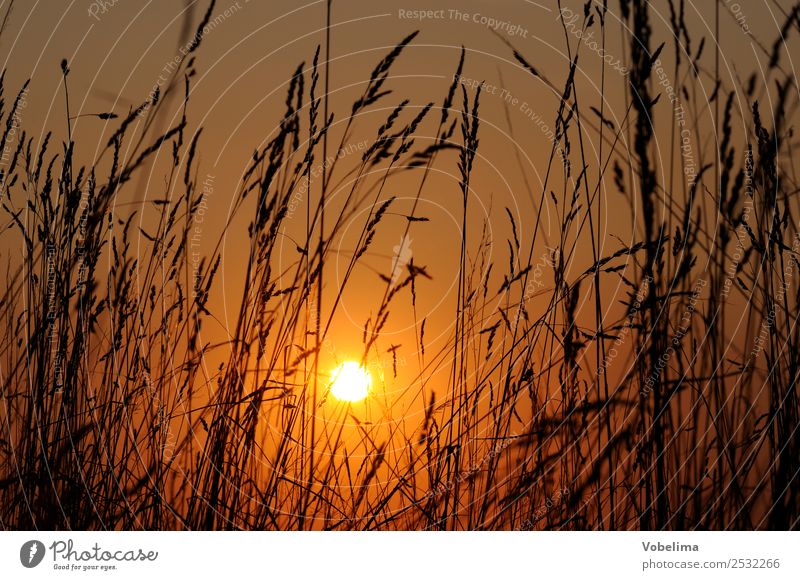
[{"x1": 1, "y1": 0, "x2": 799, "y2": 530}]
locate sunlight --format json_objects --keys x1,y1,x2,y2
[{"x1": 329, "y1": 361, "x2": 372, "y2": 402}]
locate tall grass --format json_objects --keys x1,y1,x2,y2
[{"x1": 1, "y1": 0, "x2": 799, "y2": 530}]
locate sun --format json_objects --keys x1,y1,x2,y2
[{"x1": 329, "y1": 361, "x2": 372, "y2": 402}]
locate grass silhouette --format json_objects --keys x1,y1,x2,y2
[{"x1": 1, "y1": 0, "x2": 799, "y2": 530}]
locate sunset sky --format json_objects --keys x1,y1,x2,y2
[
  {"x1": 1, "y1": 0, "x2": 799, "y2": 532},
  {"x1": 0, "y1": 0, "x2": 774, "y2": 378}
]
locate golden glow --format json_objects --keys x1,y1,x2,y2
[{"x1": 329, "y1": 361, "x2": 372, "y2": 402}]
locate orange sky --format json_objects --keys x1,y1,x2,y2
[{"x1": 0, "y1": 0, "x2": 796, "y2": 401}]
